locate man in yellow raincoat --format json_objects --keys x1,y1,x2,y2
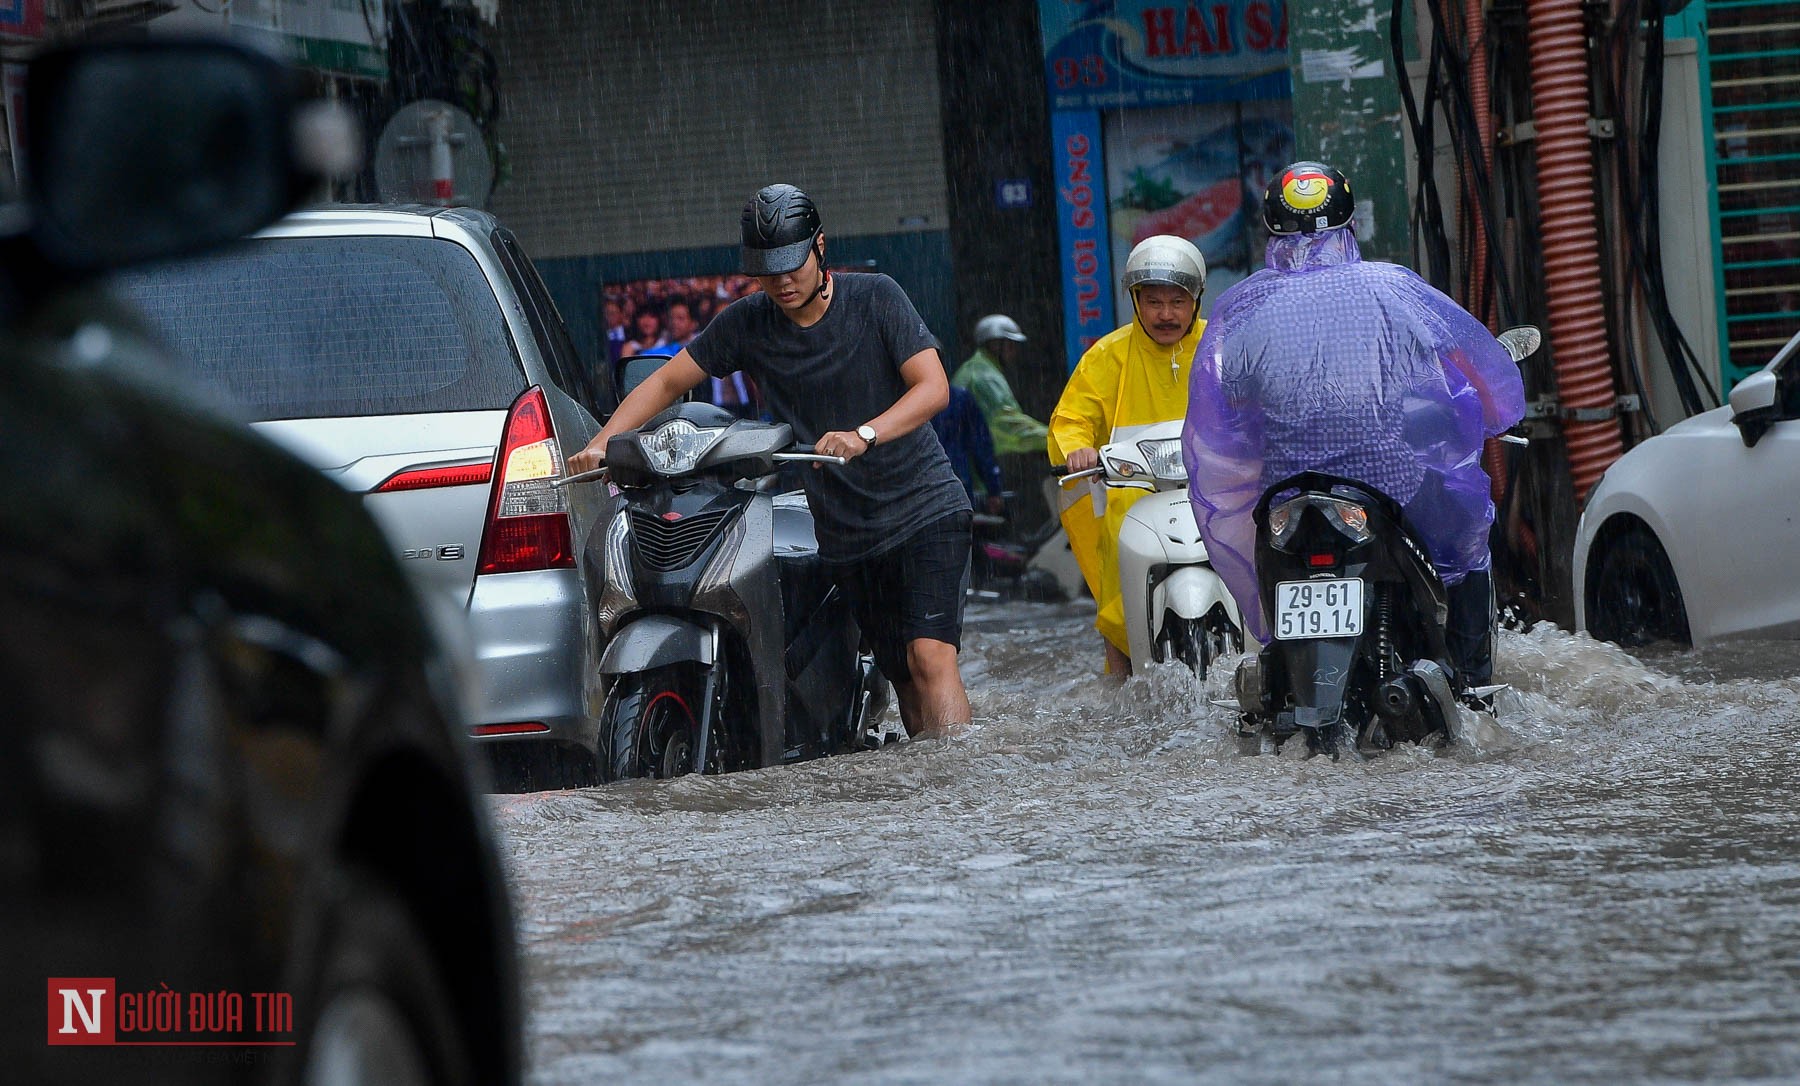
[{"x1": 1049, "y1": 235, "x2": 1207, "y2": 676}]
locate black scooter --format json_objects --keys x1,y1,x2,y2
[
  {"x1": 1230, "y1": 472, "x2": 1481, "y2": 755},
  {"x1": 1230, "y1": 327, "x2": 1537, "y2": 756},
  {"x1": 561, "y1": 403, "x2": 888, "y2": 780}
]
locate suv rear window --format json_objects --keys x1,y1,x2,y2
[{"x1": 111, "y1": 235, "x2": 525, "y2": 421}]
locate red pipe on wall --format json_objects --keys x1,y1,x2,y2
[
  {"x1": 1526, "y1": 0, "x2": 1622, "y2": 500},
  {"x1": 1465, "y1": 0, "x2": 1510, "y2": 503}
]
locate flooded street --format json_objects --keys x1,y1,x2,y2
[{"x1": 495, "y1": 602, "x2": 1800, "y2": 1084}]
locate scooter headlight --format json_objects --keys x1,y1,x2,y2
[
  {"x1": 1135, "y1": 437, "x2": 1187, "y2": 482},
  {"x1": 693, "y1": 515, "x2": 751, "y2": 628},
  {"x1": 597, "y1": 511, "x2": 636, "y2": 632},
  {"x1": 639, "y1": 420, "x2": 725, "y2": 475}
]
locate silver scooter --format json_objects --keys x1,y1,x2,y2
[{"x1": 559, "y1": 402, "x2": 889, "y2": 780}]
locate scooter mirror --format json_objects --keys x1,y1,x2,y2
[{"x1": 1496, "y1": 326, "x2": 1542, "y2": 364}]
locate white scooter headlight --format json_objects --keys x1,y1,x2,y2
[
  {"x1": 639, "y1": 419, "x2": 725, "y2": 474},
  {"x1": 1136, "y1": 437, "x2": 1187, "y2": 482}
]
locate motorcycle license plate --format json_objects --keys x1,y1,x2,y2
[{"x1": 1274, "y1": 578, "x2": 1364, "y2": 640}]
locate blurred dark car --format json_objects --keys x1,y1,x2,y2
[{"x1": 0, "y1": 40, "x2": 520, "y2": 1086}]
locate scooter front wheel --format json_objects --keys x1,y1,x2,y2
[
  {"x1": 602, "y1": 665, "x2": 717, "y2": 782},
  {"x1": 1164, "y1": 606, "x2": 1243, "y2": 680}
]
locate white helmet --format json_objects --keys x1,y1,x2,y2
[
  {"x1": 1121, "y1": 235, "x2": 1206, "y2": 300},
  {"x1": 973, "y1": 313, "x2": 1027, "y2": 345}
]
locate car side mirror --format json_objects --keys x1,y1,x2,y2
[
  {"x1": 22, "y1": 39, "x2": 355, "y2": 274},
  {"x1": 1728, "y1": 369, "x2": 1779, "y2": 448},
  {"x1": 1496, "y1": 325, "x2": 1542, "y2": 364}
]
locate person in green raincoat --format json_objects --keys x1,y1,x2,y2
[{"x1": 953, "y1": 314, "x2": 1050, "y2": 456}]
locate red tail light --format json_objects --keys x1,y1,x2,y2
[
  {"x1": 373, "y1": 462, "x2": 494, "y2": 493},
  {"x1": 1307, "y1": 552, "x2": 1337, "y2": 568},
  {"x1": 470, "y1": 722, "x2": 551, "y2": 737},
  {"x1": 476, "y1": 387, "x2": 575, "y2": 574}
]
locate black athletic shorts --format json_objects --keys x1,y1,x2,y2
[{"x1": 828, "y1": 511, "x2": 972, "y2": 684}]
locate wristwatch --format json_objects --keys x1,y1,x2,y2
[{"x1": 856, "y1": 424, "x2": 878, "y2": 447}]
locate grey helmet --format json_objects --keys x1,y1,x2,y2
[
  {"x1": 1120, "y1": 235, "x2": 1207, "y2": 300},
  {"x1": 973, "y1": 314, "x2": 1027, "y2": 345}
]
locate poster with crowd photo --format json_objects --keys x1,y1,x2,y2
[
  {"x1": 601, "y1": 275, "x2": 759, "y2": 364},
  {"x1": 600, "y1": 274, "x2": 761, "y2": 414},
  {"x1": 602, "y1": 262, "x2": 876, "y2": 414},
  {"x1": 1102, "y1": 101, "x2": 1294, "y2": 320}
]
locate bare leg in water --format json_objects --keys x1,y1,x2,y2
[{"x1": 893, "y1": 637, "x2": 971, "y2": 738}]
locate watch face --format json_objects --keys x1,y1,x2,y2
[{"x1": 858, "y1": 425, "x2": 876, "y2": 443}]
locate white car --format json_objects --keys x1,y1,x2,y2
[{"x1": 1574, "y1": 328, "x2": 1800, "y2": 646}]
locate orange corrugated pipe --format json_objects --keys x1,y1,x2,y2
[
  {"x1": 1466, "y1": 0, "x2": 1510, "y2": 503},
  {"x1": 1526, "y1": 0, "x2": 1623, "y2": 500},
  {"x1": 1466, "y1": 0, "x2": 1495, "y2": 329}
]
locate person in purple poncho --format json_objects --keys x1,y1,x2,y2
[{"x1": 1182, "y1": 161, "x2": 1526, "y2": 686}]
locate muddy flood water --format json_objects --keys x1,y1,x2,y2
[{"x1": 493, "y1": 601, "x2": 1800, "y2": 1084}]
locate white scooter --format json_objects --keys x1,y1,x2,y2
[{"x1": 1062, "y1": 420, "x2": 1244, "y2": 677}]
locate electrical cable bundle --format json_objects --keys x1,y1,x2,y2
[
  {"x1": 1388, "y1": 0, "x2": 1720, "y2": 623},
  {"x1": 1390, "y1": 0, "x2": 1519, "y2": 324},
  {"x1": 1596, "y1": 0, "x2": 1720, "y2": 421},
  {"x1": 1394, "y1": 0, "x2": 1715, "y2": 425},
  {"x1": 1392, "y1": 0, "x2": 1549, "y2": 613}
]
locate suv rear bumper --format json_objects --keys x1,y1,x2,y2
[{"x1": 463, "y1": 568, "x2": 597, "y2": 754}]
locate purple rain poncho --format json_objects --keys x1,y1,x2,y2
[{"x1": 1182, "y1": 229, "x2": 1527, "y2": 644}]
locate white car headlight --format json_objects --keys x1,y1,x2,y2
[
  {"x1": 1136, "y1": 437, "x2": 1186, "y2": 482},
  {"x1": 639, "y1": 420, "x2": 725, "y2": 475}
]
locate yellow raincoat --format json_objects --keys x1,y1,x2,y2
[{"x1": 1048, "y1": 317, "x2": 1204, "y2": 657}]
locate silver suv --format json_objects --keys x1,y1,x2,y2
[{"x1": 112, "y1": 205, "x2": 614, "y2": 784}]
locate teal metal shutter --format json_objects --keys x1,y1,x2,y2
[{"x1": 1695, "y1": 0, "x2": 1800, "y2": 385}]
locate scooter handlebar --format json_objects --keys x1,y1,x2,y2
[
  {"x1": 556, "y1": 445, "x2": 846, "y2": 486},
  {"x1": 551, "y1": 466, "x2": 610, "y2": 488}
]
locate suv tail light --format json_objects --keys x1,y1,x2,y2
[
  {"x1": 476, "y1": 386, "x2": 574, "y2": 574},
  {"x1": 372, "y1": 462, "x2": 494, "y2": 493}
]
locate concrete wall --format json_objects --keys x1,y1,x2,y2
[{"x1": 485, "y1": 0, "x2": 955, "y2": 372}]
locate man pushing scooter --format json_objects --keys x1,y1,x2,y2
[{"x1": 567, "y1": 184, "x2": 974, "y2": 739}]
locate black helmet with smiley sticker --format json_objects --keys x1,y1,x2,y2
[{"x1": 1262, "y1": 161, "x2": 1353, "y2": 236}]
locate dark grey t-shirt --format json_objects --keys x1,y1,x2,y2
[{"x1": 688, "y1": 273, "x2": 970, "y2": 562}]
